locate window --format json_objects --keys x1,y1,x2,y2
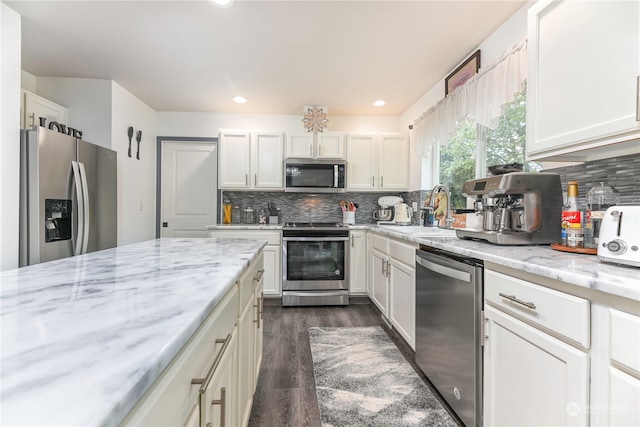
[{"x1": 436, "y1": 88, "x2": 540, "y2": 209}]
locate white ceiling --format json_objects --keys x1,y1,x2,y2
[{"x1": 6, "y1": 0, "x2": 526, "y2": 116}]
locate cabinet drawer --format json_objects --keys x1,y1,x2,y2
[
  {"x1": 388, "y1": 238, "x2": 417, "y2": 267},
  {"x1": 370, "y1": 233, "x2": 388, "y2": 253},
  {"x1": 238, "y1": 253, "x2": 264, "y2": 309},
  {"x1": 610, "y1": 309, "x2": 640, "y2": 375},
  {"x1": 121, "y1": 286, "x2": 238, "y2": 426},
  {"x1": 485, "y1": 269, "x2": 590, "y2": 348},
  {"x1": 209, "y1": 230, "x2": 281, "y2": 245}
]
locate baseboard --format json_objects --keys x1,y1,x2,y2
[{"x1": 262, "y1": 295, "x2": 372, "y2": 306}]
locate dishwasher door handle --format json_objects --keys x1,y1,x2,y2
[{"x1": 416, "y1": 255, "x2": 471, "y2": 283}]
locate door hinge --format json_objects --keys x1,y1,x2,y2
[{"x1": 481, "y1": 309, "x2": 488, "y2": 346}]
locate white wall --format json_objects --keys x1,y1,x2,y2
[
  {"x1": 401, "y1": 2, "x2": 533, "y2": 191},
  {"x1": 21, "y1": 70, "x2": 36, "y2": 93},
  {"x1": 36, "y1": 77, "x2": 113, "y2": 149},
  {"x1": 157, "y1": 111, "x2": 401, "y2": 137},
  {"x1": 111, "y1": 82, "x2": 157, "y2": 245},
  {"x1": 0, "y1": 3, "x2": 21, "y2": 271}
]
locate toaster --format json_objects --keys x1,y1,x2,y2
[{"x1": 597, "y1": 206, "x2": 640, "y2": 268}]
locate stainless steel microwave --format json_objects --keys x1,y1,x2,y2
[{"x1": 284, "y1": 158, "x2": 346, "y2": 193}]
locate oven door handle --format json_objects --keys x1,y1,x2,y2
[
  {"x1": 334, "y1": 165, "x2": 338, "y2": 188},
  {"x1": 283, "y1": 236, "x2": 349, "y2": 242}
]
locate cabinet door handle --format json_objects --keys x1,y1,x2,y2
[
  {"x1": 386, "y1": 259, "x2": 390, "y2": 277},
  {"x1": 371, "y1": 176, "x2": 375, "y2": 187},
  {"x1": 380, "y1": 176, "x2": 384, "y2": 188},
  {"x1": 498, "y1": 292, "x2": 536, "y2": 310},
  {"x1": 209, "y1": 386, "x2": 226, "y2": 427},
  {"x1": 254, "y1": 174, "x2": 257, "y2": 186},
  {"x1": 253, "y1": 269, "x2": 265, "y2": 282},
  {"x1": 636, "y1": 75, "x2": 640, "y2": 122},
  {"x1": 191, "y1": 334, "x2": 232, "y2": 393},
  {"x1": 260, "y1": 291, "x2": 264, "y2": 320},
  {"x1": 381, "y1": 257, "x2": 386, "y2": 276},
  {"x1": 254, "y1": 295, "x2": 263, "y2": 328},
  {"x1": 309, "y1": 143, "x2": 313, "y2": 157},
  {"x1": 245, "y1": 174, "x2": 248, "y2": 186},
  {"x1": 351, "y1": 235, "x2": 354, "y2": 248},
  {"x1": 318, "y1": 142, "x2": 322, "y2": 157}
]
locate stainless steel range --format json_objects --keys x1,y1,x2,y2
[{"x1": 282, "y1": 222, "x2": 349, "y2": 306}]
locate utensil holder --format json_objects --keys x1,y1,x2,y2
[{"x1": 342, "y1": 211, "x2": 355, "y2": 225}]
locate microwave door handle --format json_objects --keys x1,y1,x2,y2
[
  {"x1": 78, "y1": 162, "x2": 90, "y2": 254},
  {"x1": 334, "y1": 165, "x2": 338, "y2": 188},
  {"x1": 71, "y1": 161, "x2": 84, "y2": 256}
]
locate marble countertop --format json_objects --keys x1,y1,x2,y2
[
  {"x1": 0, "y1": 238, "x2": 266, "y2": 427},
  {"x1": 372, "y1": 225, "x2": 640, "y2": 302},
  {"x1": 207, "y1": 224, "x2": 283, "y2": 230}
]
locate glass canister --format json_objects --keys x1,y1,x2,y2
[
  {"x1": 587, "y1": 182, "x2": 619, "y2": 211},
  {"x1": 587, "y1": 182, "x2": 620, "y2": 245},
  {"x1": 232, "y1": 203, "x2": 242, "y2": 224},
  {"x1": 243, "y1": 206, "x2": 256, "y2": 224},
  {"x1": 222, "y1": 198, "x2": 232, "y2": 224}
]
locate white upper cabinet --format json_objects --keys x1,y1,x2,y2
[
  {"x1": 21, "y1": 90, "x2": 68, "y2": 130},
  {"x1": 317, "y1": 132, "x2": 345, "y2": 158},
  {"x1": 378, "y1": 134, "x2": 409, "y2": 190},
  {"x1": 526, "y1": 0, "x2": 640, "y2": 161},
  {"x1": 346, "y1": 133, "x2": 409, "y2": 191},
  {"x1": 219, "y1": 130, "x2": 284, "y2": 190},
  {"x1": 252, "y1": 132, "x2": 284, "y2": 188},
  {"x1": 219, "y1": 130, "x2": 252, "y2": 189},
  {"x1": 286, "y1": 132, "x2": 344, "y2": 159}
]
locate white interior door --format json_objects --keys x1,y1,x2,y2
[{"x1": 161, "y1": 141, "x2": 217, "y2": 237}]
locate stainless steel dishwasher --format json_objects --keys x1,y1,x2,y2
[{"x1": 415, "y1": 246, "x2": 483, "y2": 427}]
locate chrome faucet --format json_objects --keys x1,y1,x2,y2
[{"x1": 429, "y1": 184, "x2": 455, "y2": 229}]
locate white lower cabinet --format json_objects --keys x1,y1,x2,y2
[
  {"x1": 349, "y1": 230, "x2": 367, "y2": 294},
  {"x1": 388, "y1": 257, "x2": 415, "y2": 349},
  {"x1": 209, "y1": 230, "x2": 281, "y2": 296},
  {"x1": 120, "y1": 286, "x2": 239, "y2": 427},
  {"x1": 120, "y1": 254, "x2": 264, "y2": 427},
  {"x1": 236, "y1": 253, "x2": 264, "y2": 427},
  {"x1": 369, "y1": 247, "x2": 389, "y2": 316},
  {"x1": 201, "y1": 331, "x2": 237, "y2": 427},
  {"x1": 367, "y1": 232, "x2": 417, "y2": 349},
  {"x1": 483, "y1": 305, "x2": 590, "y2": 427}
]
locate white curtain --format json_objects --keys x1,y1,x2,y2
[{"x1": 413, "y1": 39, "x2": 528, "y2": 154}]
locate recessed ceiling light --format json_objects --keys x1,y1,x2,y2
[
  {"x1": 373, "y1": 100, "x2": 386, "y2": 107},
  {"x1": 233, "y1": 96, "x2": 247, "y2": 104},
  {"x1": 209, "y1": 0, "x2": 235, "y2": 7}
]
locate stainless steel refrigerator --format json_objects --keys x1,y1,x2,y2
[{"x1": 19, "y1": 126, "x2": 117, "y2": 266}]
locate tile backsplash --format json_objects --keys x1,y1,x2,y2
[
  {"x1": 222, "y1": 191, "x2": 405, "y2": 225},
  {"x1": 222, "y1": 153, "x2": 640, "y2": 224},
  {"x1": 544, "y1": 153, "x2": 640, "y2": 205}
]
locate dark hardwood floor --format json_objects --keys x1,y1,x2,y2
[{"x1": 247, "y1": 300, "x2": 462, "y2": 427}]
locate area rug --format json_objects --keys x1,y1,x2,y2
[{"x1": 308, "y1": 326, "x2": 458, "y2": 427}]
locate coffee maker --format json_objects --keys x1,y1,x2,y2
[{"x1": 455, "y1": 172, "x2": 562, "y2": 245}]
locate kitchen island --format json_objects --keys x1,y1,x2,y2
[{"x1": 0, "y1": 237, "x2": 266, "y2": 426}]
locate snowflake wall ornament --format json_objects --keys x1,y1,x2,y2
[{"x1": 302, "y1": 106, "x2": 329, "y2": 134}]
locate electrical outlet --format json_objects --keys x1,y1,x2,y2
[{"x1": 412, "y1": 201, "x2": 418, "y2": 211}]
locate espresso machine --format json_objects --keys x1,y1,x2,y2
[{"x1": 455, "y1": 172, "x2": 562, "y2": 245}]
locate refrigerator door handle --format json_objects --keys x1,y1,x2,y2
[
  {"x1": 78, "y1": 162, "x2": 90, "y2": 255},
  {"x1": 71, "y1": 161, "x2": 85, "y2": 255}
]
